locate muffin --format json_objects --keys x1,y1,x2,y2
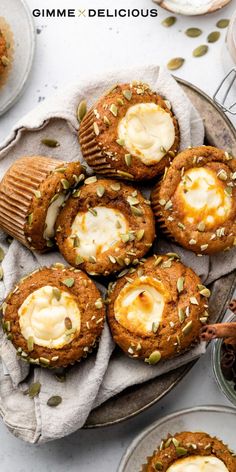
[
  {"x1": 0, "y1": 156, "x2": 85, "y2": 252},
  {"x1": 1, "y1": 264, "x2": 105, "y2": 368},
  {"x1": 56, "y1": 177, "x2": 155, "y2": 276},
  {"x1": 151, "y1": 146, "x2": 236, "y2": 254},
  {"x1": 79, "y1": 82, "x2": 180, "y2": 181},
  {"x1": 107, "y1": 254, "x2": 209, "y2": 363},
  {"x1": 144, "y1": 431, "x2": 236, "y2": 471}
]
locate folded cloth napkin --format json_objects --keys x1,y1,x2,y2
[{"x1": 0, "y1": 65, "x2": 234, "y2": 444}]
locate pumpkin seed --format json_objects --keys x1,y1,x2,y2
[
  {"x1": 0, "y1": 267, "x2": 3, "y2": 280},
  {"x1": 116, "y1": 138, "x2": 125, "y2": 146},
  {"x1": 77, "y1": 100, "x2": 87, "y2": 122},
  {"x1": 96, "y1": 185, "x2": 105, "y2": 197},
  {"x1": 199, "y1": 287, "x2": 211, "y2": 298},
  {"x1": 61, "y1": 179, "x2": 70, "y2": 189},
  {"x1": 34, "y1": 190, "x2": 41, "y2": 198},
  {"x1": 177, "y1": 277, "x2": 185, "y2": 293},
  {"x1": 64, "y1": 317, "x2": 72, "y2": 330},
  {"x1": 216, "y1": 19, "x2": 229, "y2": 29},
  {"x1": 193, "y1": 45, "x2": 208, "y2": 57},
  {"x1": 162, "y1": 16, "x2": 176, "y2": 27},
  {"x1": 182, "y1": 321, "x2": 193, "y2": 336},
  {"x1": 190, "y1": 296, "x2": 199, "y2": 305},
  {"x1": 27, "y1": 213, "x2": 33, "y2": 226},
  {"x1": 95, "y1": 298, "x2": 103, "y2": 309},
  {"x1": 185, "y1": 27, "x2": 202, "y2": 38},
  {"x1": 178, "y1": 308, "x2": 185, "y2": 323},
  {"x1": 109, "y1": 104, "x2": 118, "y2": 116},
  {"x1": 1, "y1": 55, "x2": 9, "y2": 66},
  {"x1": 117, "y1": 170, "x2": 134, "y2": 179},
  {"x1": 41, "y1": 138, "x2": 60, "y2": 148},
  {"x1": 103, "y1": 116, "x2": 110, "y2": 126},
  {"x1": 207, "y1": 31, "x2": 220, "y2": 43},
  {"x1": 27, "y1": 336, "x2": 34, "y2": 352},
  {"x1": 146, "y1": 350, "x2": 162, "y2": 365},
  {"x1": 122, "y1": 90, "x2": 132, "y2": 101},
  {"x1": 73, "y1": 236, "x2": 80, "y2": 248},
  {"x1": 52, "y1": 288, "x2": 61, "y2": 301},
  {"x1": 217, "y1": 169, "x2": 227, "y2": 180},
  {"x1": 28, "y1": 382, "x2": 41, "y2": 399},
  {"x1": 0, "y1": 247, "x2": 5, "y2": 262},
  {"x1": 125, "y1": 154, "x2": 132, "y2": 166},
  {"x1": 93, "y1": 122, "x2": 100, "y2": 136},
  {"x1": 131, "y1": 206, "x2": 143, "y2": 216},
  {"x1": 111, "y1": 182, "x2": 121, "y2": 191},
  {"x1": 47, "y1": 395, "x2": 62, "y2": 407},
  {"x1": 167, "y1": 57, "x2": 185, "y2": 71},
  {"x1": 155, "y1": 461, "x2": 163, "y2": 471},
  {"x1": 176, "y1": 447, "x2": 188, "y2": 457},
  {"x1": 197, "y1": 221, "x2": 205, "y2": 232},
  {"x1": 62, "y1": 278, "x2": 75, "y2": 288},
  {"x1": 136, "y1": 229, "x2": 145, "y2": 241},
  {"x1": 84, "y1": 176, "x2": 97, "y2": 185},
  {"x1": 76, "y1": 255, "x2": 84, "y2": 265}
]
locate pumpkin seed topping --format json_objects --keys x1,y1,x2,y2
[
  {"x1": 61, "y1": 179, "x2": 70, "y2": 190},
  {"x1": 122, "y1": 90, "x2": 132, "y2": 101},
  {"x1": 152, "y1": 322, "x2": 159, "y2": 333},
  {"x1": 95, "y1": 298, "x2": 103, "y2": 309},
  {"x1": 217, "y1": 169, "x2": 228, "y2": 180},
  {"x1": 77, "y1": 100, "x2": 87, "y2": 122},
  {"x1": 185, "y1": 27, "x2": 202, "y2": 38},
  {"x1": 182, "y1": 321, "x2": 193, "y2": 336},
  {"x1": 145, "y1": 350, "x2": 162, "y2": 365},
  {"x1": 103, "y1": 116, "x2": 110, "y2": 126},
  {"x1": 41, "y1": 138, "x2": 60, "y2": 148},
  {"x1": 201, "y1": 244, "x2": 208, "y2": 251},
  {"x1": 189, "y1": 239, "x2": 197, "y2": 245},
  {"x1": 116, "y1": 138, "x2": 125, "y2": 146},
  {"x1": 62, "y1": 278, "x2": 75, "y2": 288},
  {"x1": 197, "y1": 221, "x2": 205, "y2": 232},
  {"x1": 84, "y1": 176, "x2": 97, "y2": 185},
  {"x1": 110, "y1": 182, "x2": 121, "y2": 191},
  {"x1": 155, "y1": 462, "x2": 163, "y2": 471},
  {"x1": 64, "y1": 317, "x2": 72, "y2": 330},
  {"x1": 28, "y1": 382, "x2": 41, "y2": 399},
  {"x1": 216, "y1": 19, "x2": 229, "y2": 29},
  {"x1": 178, "y1": 308, "x2": 185, "y2": 323},
  {"x1": 0, "y1": 267, "x2": 3, "y2": 281},
  {"x1": 198, "y1": 286, "x2": 211, "y2": 297},
  {"x1": 117, "y1": 170, "x2": 134, "y2": 179},
  {"x1": 136, "y1": 229, "x2": 145, "y2": 241},
  {"x1": 177, "y1": 277, "x2": 185, "y2": 293},
  {"x1": 96, "y1": 185, "x2": 105, "y2": 197},
  {"x1": 1, "y1": 55, "x2": 10, "y2": 66},
  {"x1": 47, "y1": 395, "x2": 62, "y2": 407},
  {"x1": 131, "y1": 206, "x2": 143, "y2": 216},
  {"x1": 52, "y1": 288, "x2": 61, "y2": 301},
  {"x1": 162, "y1": 16, "x2": 176, "y2": 27},
  {"x1": 93, "y1": 122, "x2": 100, "y2": 136},
  {"x1": 89, "y1": 207, "x2": 97, "y2": 216},
  {"x1": 34, "y1": 190, "x2": 41, "y2": 198},
  {"x1": 109, "y1": 104, "x2": 118, "y2": 117},
  {"x1": 167, "y1": 57, "x2": 185, "y2": 71},
  {"x1": 208, "y1": 31, "x2": 220, "y2": 43},
  {"x1": 193, "y1": 45, "x2": 208, "y2": 57},
  {"x1": 76, "y1": 255, "x2": 84, "y2": 265},
  {"x1": 125, "y1": 154, "x2": 132, "y2": 166},
  {"x1": 27, "y1": 336, "x2": 34, "y2": 352},
  {"x1": 0, "y1": 247, "x2": 5, "y2": 262},
  {"x1": 176, "y1": 446, "x2": 188, "y2": 457},
  {"x1": 190, "y1": 296, "x2": 199, "y2": 305}
]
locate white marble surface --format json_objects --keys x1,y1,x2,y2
[{"x1": 0, "y1": 0, "x2": 236, "y2": 470}]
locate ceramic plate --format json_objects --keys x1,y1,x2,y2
[
  {"x1": 118, "y1": 406, "x2": 236, "y2": 472},
  {"x1": 153, "y1": 0, "x2": 232, "y2": 16},
  {"x1": 0, "y1": 0, "x2": 35, "y2": 116}
]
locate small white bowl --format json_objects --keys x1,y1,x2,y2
[{"x1": 153, "y1": 0, "x2": 232, "y2": 16}]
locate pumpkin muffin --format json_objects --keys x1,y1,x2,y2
[
  {"x1": 0, "y1": 28, "x2": 9, "y2": 76},
  {"x1": 107, "y1": 254, "x2": 209, "y2": 363},
  {"x1": 56, "y1": 177, "x2": 155, "y2": 276},
  {"x1": 144, "y1": 431, "x2": 236, "y2": 471},
  {"x1": 79, "y1": 82, "x2": 180, "y2": 181},
  {"x1": 1, "y1": 264, "x2": 105, "y2": 368},
  {"x1": 151, "y1": 146, "x2": 236, "y2": 254},
  {"x1": 0, "y1": 156, "x2": 85, "y2": 252}
]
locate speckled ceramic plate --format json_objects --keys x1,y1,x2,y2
[
  {"x1": 0, "y1": 0, "x2": 35, "y2": 116},
  {"x1": 118, "y1": 406, "x2": 236, "y2": 472},
  {"x1": 85, "y1": 79, "x2": 236, "y2": 428},
  {"x1": 153, "y1": 0, "x2": 232, "y2": 16}
]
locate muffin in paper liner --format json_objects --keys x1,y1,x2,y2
[
  {"x1": 0, "y1": 17, "x2": 14, "y2": 89},
  {"x1": 0, "y1": 155, "x2": 85, "y2": 252},
  {"x1": 151, "y1": 146, "x2": 236, "y2": 255},
  {"x1": 1, "y1": 264, "x2": 105, "y2": 369},
  {"x1": 142, "y1": 431, "x2": 236, "y2": 471},
  {"x1": 79, "y1": 82, "x2": 180, "y2": 181},
  {"x1": 107, "y1": 254, "x2": 209, "y2": 363},
  {"x1": 56, "y1": 177, "x2": 155, "y2": 276}
]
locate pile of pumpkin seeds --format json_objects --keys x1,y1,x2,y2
[{"x1": 161, "y1": 16, "x2": 230, "y2": 71}]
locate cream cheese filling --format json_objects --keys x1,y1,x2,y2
[
  {"x1": 114, "y1": 276, "x2": 166, "y2": 336},
  {"x1": 70, "y1": 206, "x2": 128, "y2": 259},
  {"x1": 118, "y1": 103, "x2": 175, "y2": 165},
  {"x1": 44, "y1": 193, "x2": 67, "y2": 240},
  {"x1": 175, "y1": 167, "x2": 232, "y2": 228},
  {"x1": 19, "y1": 285, "x2": 80, "y2": 349},
  {"x1": 167, "y1": 455, "x2": 229, "y2": 472}
]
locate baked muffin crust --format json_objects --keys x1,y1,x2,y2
[
  {"x1": 56, "y1": 177, "x2": 155, "y2": 276},
  {"x1": 107, "y1": 254, "x2": 209, "y2": 362},
  {"x1": 145, "y1": 431, "x2": 236, "y2": 471},
  {"x1": 0, "y1": 29, "x2": 9, "y2": 76},
  {"x1": 1, "y1": 265, "x2": 105, "y2": 368},
  {"x1": 151, "y1": 146, "x2": 236, "y2": 254},
  {"x1": 79, "y1": 82, "x2": 180, "y2": 181}
]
